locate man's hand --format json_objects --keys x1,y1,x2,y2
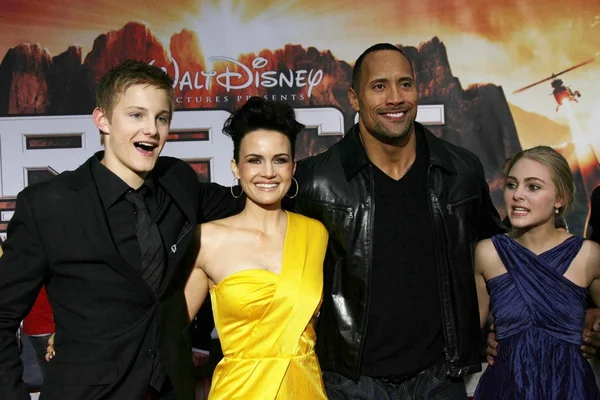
[
  {"x1": 582, "y1": 308, "x2": 600, "y2": 359},
  {"x1": 45, "y1": 333, "x2": 55, "y2": 362},
  {"x1": 486, "y1": 323, "x2": 498, "y2": 366}
]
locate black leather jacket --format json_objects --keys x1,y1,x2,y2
[{"x1": 292, "y1": 123, "x2": 504, "y2": 380}]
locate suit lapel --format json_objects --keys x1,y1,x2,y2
[
  {"x1": 158, "y1": 170, "x2": 195, "y2": 227},
  {"x1": 68, "y1": 156, "x2": 155, "y2": 299},
  {"x1": 157, "y1": 168, "x2": 196, "y2": 293}
]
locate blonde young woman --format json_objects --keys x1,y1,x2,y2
[{"x1": 474, "y1": 146, "x2": 600, "y2": 399}]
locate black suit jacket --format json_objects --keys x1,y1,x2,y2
[
  {"x1": 0, "y1": 154, "x2": 239, "y2": 400},
  {"x1": 589, "y1": 185, "x2": 600, "y2": 244},
  {"x1": 190, "y1": 298, "x2": 215, "y2": 352}
]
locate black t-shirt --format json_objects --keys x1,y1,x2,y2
[{"x1": 361, "y1": 130, "x2": 444, "y2": 377}]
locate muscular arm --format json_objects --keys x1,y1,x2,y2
[
  {"x1": 588, "y1": 240, "x2": 600, "y2": 305},
  {"x1": 0, "y1": 192, "x2": 48, "y2": 399},
  {"x1": 581, "y1": 187, "x2": 600, "y2": 357},
  {"x1": 591, "y1": 280, "x2": 600, "y2": 311},
  {"x1": 583, "y1": 241, "x2": 600, "y2": 358},
  {"x1": 587, "y1": 186, "x2": 600, "y2": 243}
]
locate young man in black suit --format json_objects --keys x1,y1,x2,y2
[{"x1": 0, "y1": 60, "x2": 238, "y2": 400}]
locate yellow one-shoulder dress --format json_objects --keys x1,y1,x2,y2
[{"x1": 208, "y1": 212, "x2": 329, "y2": 399}]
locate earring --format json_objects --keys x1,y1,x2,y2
[
  {"x1": 230, "y1": 178, "x2": 243, "y2": 199},
  {"x1": 286, "y1": 177, "x2": 299, "y2": 199},
  {"x1": 554, "y1": 207, "x2": 560, "y2": 215}
]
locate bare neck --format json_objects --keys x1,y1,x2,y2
[
  {"x1": 359, "y1": 124, "x2": 417, "y2": 180},
  {"x1": 236, "y1": 200, "x2": 287, "y2": 235},
  {"x1": 510, "y1": 220, "x2": 568, "y2": 255},
  {"x1": 101, "y1": 155, "x2": 145, "y2": 189}
]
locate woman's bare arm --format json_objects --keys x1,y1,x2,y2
[
  {"x1": 184, "y1": 225, "x2": 210, "y2": 321},
  {"x1": 475, "y1": 239, "x2": 493, "y2": 328},
  {"x1": 586, "y1": 241, "x2": 600, "y2": 307}
]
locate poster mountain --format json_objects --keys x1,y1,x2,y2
[{"x1": 1, "y1": 21, "x2": 593, "y2": 232}]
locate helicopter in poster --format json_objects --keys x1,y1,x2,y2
[{"x1": 513, "y1": 58, "x2": 595, "y2": 112}]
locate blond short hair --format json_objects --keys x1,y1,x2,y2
[
  {"x1": 96, "y1": 60, "x2": 174, "y2": 144},
  {"x1": 506, "y1": 146, "x2": 574, "y2": 216}
]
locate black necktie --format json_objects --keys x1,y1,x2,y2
[
  {"x1": 125, "y1": 187, "x2": 167, "y2": 391},
  {"x1": 126, "y1": 188, "x2": 164, "y2": 294}
]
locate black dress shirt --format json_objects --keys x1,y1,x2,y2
[{"x1": 91, "y1": 156, "x2": 185, "y2": 286}]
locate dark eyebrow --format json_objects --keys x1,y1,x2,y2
[
  {"x1": 506, "y1": 176, "x2": 546, "y2": 184},
  {"x1": 368, "y1": 76, "x2": 415, "y2": 86},
  {"x1": 369, "y1": 78, "x2": 390, "y2": 85},
  {"x1": 524, "y1": 177, "x2": 546, "y2": 184},
  {"x1": 244, "y1": 153, "x2": 291, "y2": 159},
  {"x1": 125, "y1": 106, "x2": 171, "y2": 116}
]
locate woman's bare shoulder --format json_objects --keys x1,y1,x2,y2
[
  {"x1": 475, "y1": 238, "x2": 497, "y2": 258},
  {"x1": 198, "y1": 216, "x2": 246, "y2": 248},
  {"x1": 580, "y1": 239, "x2": 600, "y2": 268},
  {"x1": 200, "y1": 216, "x2": 238, "y2": 234},
  {"x1": 474, "y1": 238, "x2": 503, "y2": 275}
]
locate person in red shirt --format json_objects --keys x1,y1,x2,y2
[{"x1": 22, "y1": 286, "x2": 55, "y2": 379}]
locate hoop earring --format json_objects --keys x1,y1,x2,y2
[
  {"x1": 286, "y1": 177, "x2": 299, "y2": 199},
  {"x1": 230, "y1": 178, "x2": 243, "y2": 199}
]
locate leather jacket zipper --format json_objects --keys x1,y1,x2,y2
[
  {"x1": 355, "y1": 164, "x2": 374, "y2": 377},
  {"x1": 436, "y1": 195, "x2": 459, "y2": 370},
  {"x1": 446, "y1": 195, "x2": 477, "y2": 215},
  {"x1": 427, "y1": 165, "x2": 457, "y2": 375},
  {"x1": 309, "y1": 200, "x2": 354, "y2": 219}
]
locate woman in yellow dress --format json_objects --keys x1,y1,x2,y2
[
  {"x1": 184, "y1": 97, "x2": 329, "y2": 399},
  {"x1": 46, "y1": 97, "x2": 329, "y2": 398}
]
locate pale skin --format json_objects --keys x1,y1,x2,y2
[
  {"x1": 93, "y1": 84, "x2": 172, "y2": 189},
  {"x1": 47, "y1": 128, "x2": 297, "y2": 361},
  {"x1": 46, "y1": 84, "x2": 172, "y2": 360},
  {"x1": 476, "y1": 157, "x2": 600, "y2": 364},
  {"x1": 184, "y1": 129, "x2": 296, "y2": 321},
  {"x1": 46, "y1": 49, "x2": 424, "y2": 358}
]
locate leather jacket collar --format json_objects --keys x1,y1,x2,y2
[{"x1": 339, "y1": 122, "x2": 457, "y2": 181}]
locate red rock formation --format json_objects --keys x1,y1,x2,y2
[
  {"x1": 388, "y1": 37, "x2": 523, "y2": 216},
  {"x1": 170, "y1": 29, "x2": 206, "y2": 71},
  {"x1": 2, "y1": 24, "x2": 598, "y2": 231},
  {"x1": 0, "y1": 30, "x2": 523, "y2": 181},
  {"x1": 399, "y1": 37, "x2": 522, "y2": 179},
  {"x1": 0, "y1": 43, "x2": 53, "y2": 114},
  {"x1": 83, "y1": 21, "x2": 171, "y2": 85},
  {"x1": 169, "y1": 29, "x2": 206, "y2": 103},
  {"x1": 50, "y1": 45, "x2": 94, "y2": 114}
]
